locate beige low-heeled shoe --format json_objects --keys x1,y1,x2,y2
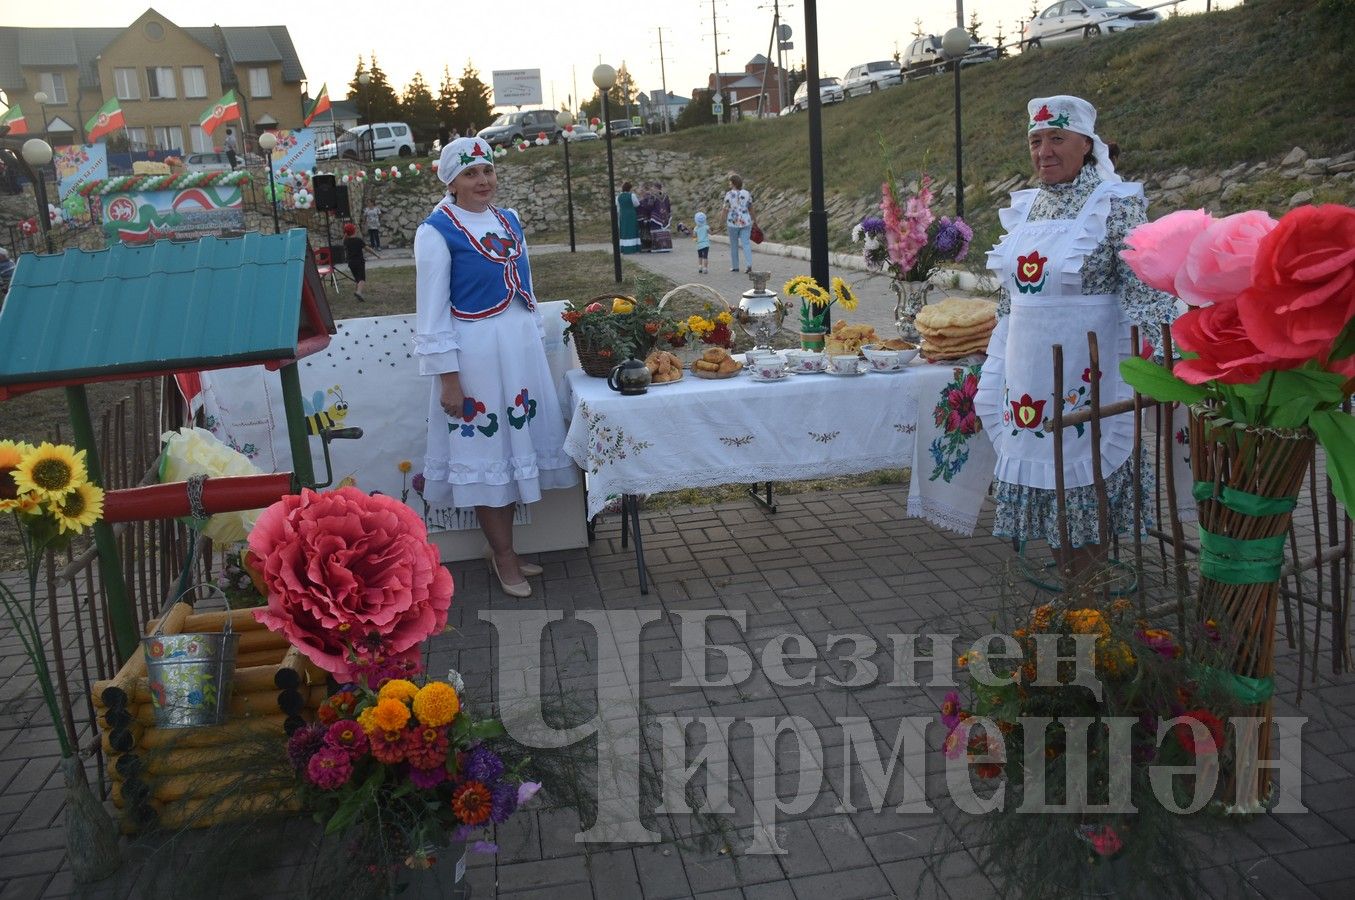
[
  {"x1": 487, "y1": 555, "x2": 532, "y2": 598},
  {"x1": 485, "y1": 551, "x2": 542, "y2": 578}
]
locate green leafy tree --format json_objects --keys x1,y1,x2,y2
[
  {"x1": 673, "y1": 89, "x2": 712, "y2": 130},
  {"x1": 452, "y1": 62, "x2": 494, "y2": 136},
  {"x1": 401, "y1": 71, "x2": 439, "y2": 144},
  {"x1": 437, "y1": 65, "x2": 458, "y2": 134}
]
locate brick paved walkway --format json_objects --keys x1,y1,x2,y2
[{"x1": 1, "y1": 484, "x2": 1353, "y2": 898}]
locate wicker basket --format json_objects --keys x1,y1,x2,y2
[{"x1": 571, "y1": 293, "x2": 644, "y2": 377}]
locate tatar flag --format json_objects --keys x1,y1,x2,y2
[
  {"x1": 302, "y1": 83, "x2": 331, "y2": 127},
  {"x1": 0, "y1": 105, "x2": 27, "y2": 135},
  {"x1": 85, "y1": 97, "x2": 125, "y2": 142},
  {"x1": 199, "y1": 90, "x2": 240, "y2": 135}
]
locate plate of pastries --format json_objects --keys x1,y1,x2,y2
[
  {"x1": 690, "y1": 347, "x2": 743, "y2": 378},
  {"x1": 824, "y1": 321, "x2": 879, "y2": 356},
  {"x1": 915, "y1": 298, "x2": 998, "y2": 362},
  {"x1": 644, "y1": 350, "x2": 684, "y2": 384}
]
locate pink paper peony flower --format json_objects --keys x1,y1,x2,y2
[
  {"x1": 250, "y1": 488, "x2": 454, "y2": 680},
  {"x1": 1120, "y1": 209, "x2": 1213, "y2": 294},
  {"x1": 1175, "y1": 210, "x2": 1278, "y2": 307}
]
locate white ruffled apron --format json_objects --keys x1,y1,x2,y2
[{"x1": 975, "y1": 183, "x2": 1135, "y2": 491}]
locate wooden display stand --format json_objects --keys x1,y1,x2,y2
[{"x1": 92, "y1": 603, "x2": 322, "y2": 832}]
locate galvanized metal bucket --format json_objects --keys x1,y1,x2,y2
[{"x1": 142, "y1": 597, "x2": 239, "y2": 729}]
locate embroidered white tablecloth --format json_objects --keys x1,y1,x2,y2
[{"x1": 563, "y1": 362, "x2": 998, "y2": 535}]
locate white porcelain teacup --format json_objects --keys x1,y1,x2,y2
[
  {"x1": 785, "y1": 349, "x2": 826, "y2": 373},
  {"x1": 754, "y1": 361, "x2": 787, "y2": 380},
  {"x1": 829, "y1": 354, "x2": 860, "y2": 375}
]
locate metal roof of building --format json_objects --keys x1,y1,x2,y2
[{"x1": 0, "y1": 230, "x2": 334, "y2": 399}]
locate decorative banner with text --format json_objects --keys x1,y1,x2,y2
[
  {"x1": 268, "y1": 129, "x2": 317, "y2": 178},
  {"x1": 54, "y1": 143, "x2": 108, "y2": 201},
  {"x1": 100, "y1": 186, "x2": 245, "y2": 244}
]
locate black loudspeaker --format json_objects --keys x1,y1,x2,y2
[
  {"x1": 313, "y1": 174, "x2": 337, "y2": 211},
  {"x1": 334, "y1": 184, "x2": 351, "y2": 219}
]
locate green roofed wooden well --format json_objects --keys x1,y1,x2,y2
[
  {"x1": 0, "y1": 229, "x2": 334, "y2": 397},
  {"x1": 0, "y1": 229, "x2": 335, "y2": 663}
]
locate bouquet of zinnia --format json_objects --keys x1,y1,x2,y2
[
  {"x1": 287, "y1": 665, "x2": 541, "y2": 878},
  {"x1": 783, "y1": 275, "x2": 859, "y2": 333},
  {"x1": 944, "y1": 597, "x2": 1238, "y2": 898},
  {"x1": 866, "y1": 174, "x2": 973, "y2": 283},
  {"x1": 1, "y1": 440, "x2": 105, "y2": 760},
  {"x1": 1117, "y1": 204, "x2": 1355, "y2": 512}
]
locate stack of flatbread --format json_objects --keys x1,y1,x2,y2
[{"x1": 915, "y1": 298, "x2": 998, "y2": 362}]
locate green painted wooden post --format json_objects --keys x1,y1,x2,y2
[
  {"x1": 65, "y1": 385, "x2": 139, "y2": 663},
  {"x1": 278, "y1": 362, "x2": 316, "y2": 488}
]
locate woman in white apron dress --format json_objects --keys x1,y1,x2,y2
[
  {"x1": 415, "y1": 138, "x2": 578, "y2": 598},
  {"x1": 974, "y1": 96, "x2": 1176, "y2": 579}
]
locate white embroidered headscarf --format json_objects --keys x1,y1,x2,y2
[
  {"x1": 436, "y1": 137, "x2": 494, "y2": 186},
  {"x1": 1026, "y1": 95, "x2": 1120, "y2": 183}
]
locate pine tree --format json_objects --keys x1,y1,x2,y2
[
  {"x1": 365, "y1": 54, "x2": 401, "y2": 123},
  {"x1": 348, "y1": 56, "x2": 369, "y2": 122},
  {"x1": 437, "y1": 65, "x2": 458, "y2": 134},
  {"x1": 968, "y1": 10, "x2": 983, "y2": 42},
  {"x1": 452, "y1": 62, "x2": 493, "y2": 137},
  {"x1": 912, "y1": 18, "x2": 925, "y2": 39},
  {"x1": 402, "y1": 72, "x2": 439, "y2": 144}
]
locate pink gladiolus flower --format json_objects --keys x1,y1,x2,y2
[
  {"x1": 250, "y1": 488, "x2": 454, "y2": 680},
  {"x1": 1120, "y1": 209, "x2": 1214, "y2": 294},
  {"x1": 1175, "y1": 210, "x2": 1278, "y2": 307}
]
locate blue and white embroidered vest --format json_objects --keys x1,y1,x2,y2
[{"x1": 422, "y1": 203, "x2": 535, "y2": 321}]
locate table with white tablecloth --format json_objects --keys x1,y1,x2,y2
[{"x1": 562, "y1": 359, "x2": 997, "y2": 589}]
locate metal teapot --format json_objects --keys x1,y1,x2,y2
[
  {"x1": 607, "y1": 357, "x2": 651, "y2": 395},
  {"x1": 738, "y1": 271, "x2": 785, "y2": 351}
]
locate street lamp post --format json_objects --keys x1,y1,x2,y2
[
  {"x1": 257, "y1": 131, "x2": 280, "y2": 233},
  {"x1": 593, "y1": 64, "x2": 622, "y2": 284},
  {"x1": 33, "y1": 91, "x2": 49, "y2": 140},
  {"x1": 21, "y1": 138, "x2": 54, "y2": 253},
  {"x1": 942, "y1": 24, "x2": 969, "y2": 219},
  {"x1": 555, "y1": 110, "x2": 577, "y2": 253},
  {"x1": 357, "y1": 72, "x2": 374, "y2": 163}
]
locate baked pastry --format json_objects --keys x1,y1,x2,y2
[
  {"x1": 644, "y1": 350, "x2": 683, "y2": 383},
  {"x1": 825, "y1": 321, "x2": 878, "y2": 356},
  {"x1": 915, "y1": 298, "x2": 998, "y2": 332}
]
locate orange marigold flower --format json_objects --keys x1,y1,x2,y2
[
  {"x1": 372, "y1": 697, "x2": 412, "y2": 732},
  {"x1": 452, "y1": 781, "x2": 493, "y2": 826},
  {"x1": 398, "y1": 460, "x2": 413, "y2": 473},
  {"x1": 378, "y1": 679, "x2": 419, "y2": 704},
  {"x1": 1031, "y1": 604, "x2": 1054, "y2": 630},
  {"x1": 1065, "y1": 608, "x2": 1110, "y2": 637},
  {"x1": 357, "y1": 706, "x2": 380, "y2": 734},
  {"x1": 412, "y1": 682, "x2": 460, "y2": 727}
]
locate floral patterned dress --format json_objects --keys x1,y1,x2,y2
[{"x1": 991, "y1": 166, "x2": 1176, "y2": 548}]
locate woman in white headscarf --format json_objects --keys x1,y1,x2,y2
[
  {"x1": 974, "y1": 95, "x2": 1176, "y2": 580},
  {"x1": 415, "y1": 137, "x2": 578, "y2": 598}
]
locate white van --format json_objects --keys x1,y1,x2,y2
[{"x1": 336, "y1": 123, "x2": 416, "y2": 160}]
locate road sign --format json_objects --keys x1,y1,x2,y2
[
  {"x1": 712, "y1": 92, "x2": 723, "y2": 103},
  {"x1": 778, "y1": 23, "x2": 792, "y2": 40},
  {"x1": 779, "y1": 41, "x2": 794, "y2": 51},
  {"x1": 712, "y1": 101, "x2": 724, "y2": 116}
]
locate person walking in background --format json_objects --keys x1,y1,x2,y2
[
  {"x1": 223, "y1": 129, "x2": 238, "y2": 170},
  {"x1": 342, "y1": 222, "x2": 374, "y2": 301},
  {"x1": 722, "y1": 173, "x2": 757, "y2": 273},
  {"x1": 648, "y1": 182, "x2": 674, "y2": 252},
  {"x1": 363, "y1": 199, "x2": 384, "y2": 251},
  {"x1": 692, "y1": 211, "x2": 710, "y2": 274},
  {"x1": 616, "y1": 181, "x2": 641, "y2": 255}
]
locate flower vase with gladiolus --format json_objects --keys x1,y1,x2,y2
[{"x1": 1118, "y1": 203, "x2": 1355, "y2": 806}]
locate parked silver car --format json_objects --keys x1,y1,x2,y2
[
  {"x1": 792, "y1": 77, "x2": 845, "y2": 111},
  {"x1": 1022, "y1": 0, "x2": 1162, "y2": 48},
  {"x1": 902, "y1": 35, "x2": 999, "y2": 78},
  {"x1": 843, "y1": 61, "x2": 903, "y2": 97}
]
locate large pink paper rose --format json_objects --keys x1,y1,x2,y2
[
  {"x1": 1237, "y1": 204, "x2": 1355, "y2": 361},
  {"x1": 1172, "y1": 301, "x2": 1303, "y2": 385},
  {"x1": 1120, "y1": 209, "x2": 1213, "y2": 294},
  {"x1": 1175, "y1": 210, "x2": 1278, "y2": 307},
  {"x1": 249, "y1": 487, "x2": 453, "y2": 679}
]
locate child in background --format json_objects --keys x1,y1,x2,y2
[
  {"x1": 342, "y1": 222, "x2": 373, "y2": 301},
  {"x1": 693, "y1": 211, "x2": 710, "y2": 274}
]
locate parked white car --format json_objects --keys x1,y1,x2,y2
[
  {"x1": 1023, "y1": 0, "x2": 1162, "y2": 48},
  {"x1": 902, "y1": 35, "x2": 999, "y2": 78},
  {"x1": 843, "y1": 61, "x2": 903, "y2": 97},
  {"x1": 184, "y1": 151, "x2": 232, "y2": 173},
  {"x1": 792, "y1": 77, "x2": 845, "y2": 111},
  {"x1": 336, "y1": 122, "x2": 416, "y2": 160}
]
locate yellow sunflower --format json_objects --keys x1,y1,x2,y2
[
  {"x1": 0, "y1": 439, "x2": 35, "y2": 511},
  {"x1": 13, "y1": 442, "x2": 88, "y2": 501},
  {"x1": 48, "y1": 482, "x2": 104, "y2": 534},
  {"x1": 831, "y1": 277, "x2": 859, "y2": 311}
]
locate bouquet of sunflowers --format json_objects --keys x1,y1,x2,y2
[{"x1": 783, "y1": 275, "x2": 859, "y2": 334}]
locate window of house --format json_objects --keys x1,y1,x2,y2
[
  {"x1": 113, "y1": 68, "x2": 140, "y2": 100},
  {"x1": 182, "y1": 67, "x2": 207, "y2": 99},
  {"x1": 39, "y1": 72, "x2": 68, "y2": 105},
  {"x1": 146, "y1": 67, "x2": 176, "y2": 99},
  {"x1": 153, "y1": 126, "x2": 183, "y2": 152},
  {"x1": 126, "y1": 127, "x2": 147, "y2": 150},
  {"x1": 248, "y1": 68, "x2": 271, "y2": 98},
  {"x1": 190, "y1": 125, "x2": 212, "y2": 153}
]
